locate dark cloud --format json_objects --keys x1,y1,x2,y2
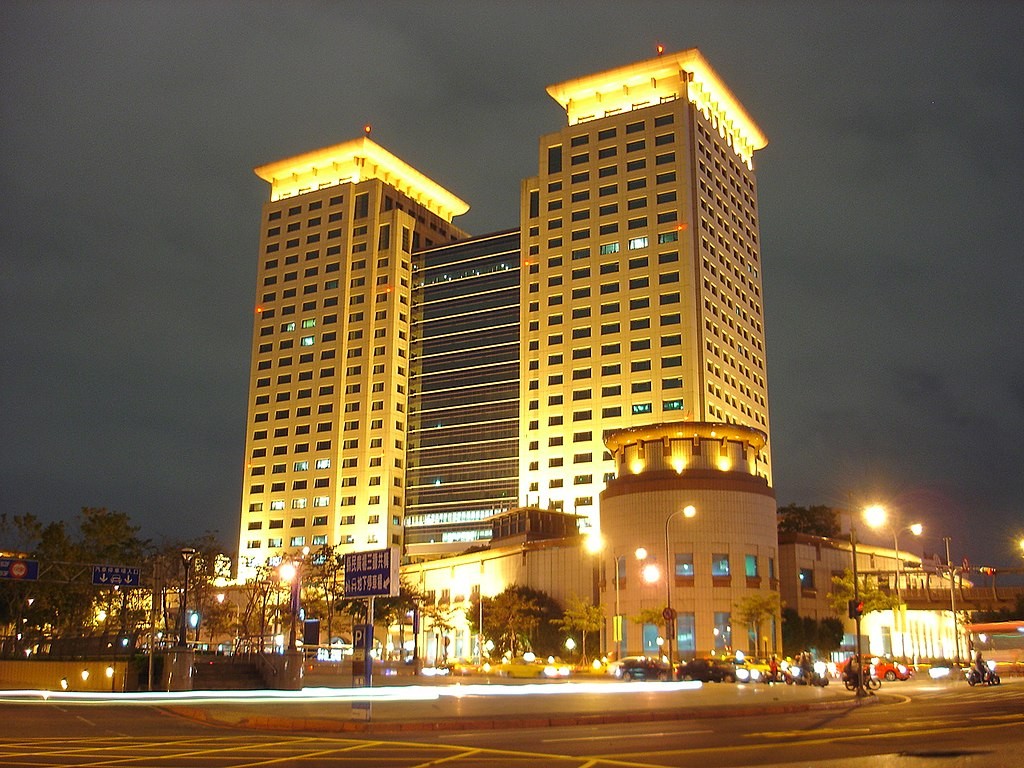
[{"x1": 2, "y1": 1, "x2": 1022, "y2": 568}]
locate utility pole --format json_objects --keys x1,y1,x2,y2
[{"x1": 944, "y1": 537, "x2": 961, "y2": 665}]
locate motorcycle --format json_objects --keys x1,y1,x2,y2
[
  {"x1": 843, "y1": 672, "x2": 881, "y2": 692},
  {"x1": 786, "y1": 664, "x2": 830, "y2": 687},
  {"x1": 965, "y1": 667, "x2": 1001, "y2": 686}
]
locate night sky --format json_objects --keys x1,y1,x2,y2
[{"x1": 2, "y1": 2, "x2": 1022, "y2": 572}]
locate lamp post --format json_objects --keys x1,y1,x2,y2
[
  {"x1": 279, "y1": 558, "x2": 302, "y2": 652},
  {"x1": 177, "y1": 548, "x2": 197, "y2": 647},
  {"x1": 943, "y1": 536, "x2": 961, "y2": 665},
  {"x1": 890, "y1": 523, "x2": 922, "y2": 663},
  {"x1": 663, "y1": 505, "x2": 696, "y2": 668},
  {"x1": 848, "y1": 517, "x2": 867, "y2": 697},
  {"x1": 605, "y1": 545, "x2": 650, "y2": 658},
  {"x1": 864, "y1": 506, "x2": 923, "y2": 664}
]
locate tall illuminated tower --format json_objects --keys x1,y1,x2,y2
[
  {"x1": 519, "y1": 48, "x2": 771, "y2": 532},
  {"x1": 236, "y1": 137, "x2": 469, "y2": 580}
]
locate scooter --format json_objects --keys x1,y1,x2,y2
[
  {"x1": 965, "y1": 667, "x2": 1001, "y2": 686},
  {"x1": 787, "y1": 665, "x2": 830, "y2": 687}
]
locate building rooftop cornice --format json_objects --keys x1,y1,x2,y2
[
  {"x1": 254, "y1": 136, "x2": 469, "y2": 221},
  {"x1": 546, "y1": 48, "x2": 767, "y2": 168}
]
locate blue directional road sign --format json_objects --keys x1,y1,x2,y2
[
  {"x1": 343, "y1": 548, "x2": 399, "y2": 598},
  {"x1": 0, "y1": 558, "x2": 39, "y2": 581},
  {"x1": 92, "y1": 564, "x2": 141, "y2": 587}
]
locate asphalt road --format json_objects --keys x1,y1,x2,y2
[{"x1": 0, "y1": 677, "x2": 1020, "y2": 766}]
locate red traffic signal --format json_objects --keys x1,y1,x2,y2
[{"x1": 848, "y1": 599, "x2": 865, "y2": 619}]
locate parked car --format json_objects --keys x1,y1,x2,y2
[
  {"x1": 608, "y1": 655, "x2": 672, "y2": 681},
  {"x1": 675, "y1": 657, "x2": 737, "y2": 683},
  {"x1": 495, "y1": 653, "x2": 571, "y2": 679},
  {"x1": 837, "y1": 655, "x2": 911, "y2": 682}
]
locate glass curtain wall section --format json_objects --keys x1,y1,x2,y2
[{"x1": 406, "y1": 230, "x2": 521, "y2": 555}]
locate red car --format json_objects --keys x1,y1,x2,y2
[{"x1": 838, "y1": 655, "x2": 911, "y2": 682}]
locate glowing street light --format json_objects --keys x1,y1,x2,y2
[
  {"x1": 863, "y1": 505, "x2": 924, "y2": 663},
  {"x1": 663, "y1": 504, "x2": 697, "y2": 667},
  {"x1": 641, "y1": 562, "x2": 661, "y2": 584},
  {"x1": 609, "y1": 545, "x2": 650, "y2": 658},
  {"x1": 278, "y1": 547, "x2": 308, "y2": 653}
]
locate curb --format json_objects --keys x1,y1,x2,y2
[{"x1": 166, "y1": 694, "x2": 886, "y2": 735}]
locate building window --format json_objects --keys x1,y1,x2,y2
[
  {"x1": 745, "y1": 554, "x2": 759, "y2": 578},
  {"x1": 798, "y1": 568, "x2": 815, "y2": 589},
  {"x1": 714, "y1": 612, "x2": 732, "y2": 650},
  {"x1": 674, "y1": 552, "x2": 694, "y2": 578},
  {"x1": 712, "y1": 554, "x2": 731, "y2": 577}
]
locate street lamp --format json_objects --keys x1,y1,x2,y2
[
  {"x1": 842, "y1": 508, "x2": 873, "y2": 697},
  {"x1": 864, "y1": 506, "x2": 923, "y2": 663},
  {"x1": 278, "y1": 558, "x2": 302, "y2": 652},
  {"x1": 177, "y1": 548, "x2": 197, "y2": 647},
  {"x1": 663, "y1": 505, "x2": 696, "y2": 668},
  {"x1": 608, "y1": 546, "x2": 650, "y2": 658}
]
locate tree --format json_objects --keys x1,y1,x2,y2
[
  {"x1": 0, "y1": 514, "x2": 44, "y2": 656},
  {"x1": 828, "y1": 569, "x2": 898, "y2": 616},
  {"x1": 303, "y1": 544, "x2": 346, "y2": 642},
  {"x1": 80, "y1": 509, "x2": 150, "y2": 641},
  {"x1": 780, "y1": 607, "x2": 806, "y2": 656},
  {"x1": 477, "y1": 585, "x2": 563, "y2": 658},
  {"x1": 484, "y1": 586, "x2": 539, "y2": 658},
  {"x1": 552, "y1": 593, "x2": 603, "y2": 663},
  {"x1": 420, "y1": 600, "x2": 457, "y2": 663},
  {"x1": 817, "y1": 617, "x2": 845, "y2": 654},
  {"x1": 973, "y1": 593, "x2": 1024, "y2": 622},
  {"x1": 371, "y1": 580, "x2": 422, "y2": 660},
  {"x1": 631, "y1": 607, "x2": 668, "y2": 650},
  {"x1": 777, "y1": 504, "x2": 840, "y2": 537},
  {"x1": 735, "y1": 592, "x2": 781, "y2": 655}
]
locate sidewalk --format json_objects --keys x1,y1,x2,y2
[{"x1": 165, "y1": 677, "x2": 882, "y2": 734}]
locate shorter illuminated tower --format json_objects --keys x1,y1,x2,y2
[{"x1": 237, "y1": 137, "x2": 469, "y2": 580}]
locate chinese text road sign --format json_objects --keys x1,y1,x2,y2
[
  {"x1": 343, "y1": 548, "x2": 400, "y2": 598},
  {"x1": 92, "y1": 564, "x2": 141, "y2": 587}
]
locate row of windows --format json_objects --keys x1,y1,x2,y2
[
  {"x1": 567, "y1": 113, "x2": 674, "y2": 150},
  {"x1": 606, "y1": 553, "x2": 767, "y2": 583},
  {"x1": 246, "y1": 534, "x2": 331, "y2": 550},
  {"x1": 545, "y1": 180, "x2": 678, "y2": 214},
  {"x1": 531, "y1": 376, "x2": 684, "y2": 403},
  {"x1": 247, "y1": 532, "x2": 401, "y2": 550},
  {"x1": 254, "y1": 360, "x2": 406, "y2": 390},
  {"x1": 267, "y1": 195, "x2": 341, "y2": 220},
  {"x1": 246, "y1": 514, "x2": 331, "y2": 528},
  {"x1": 548, "y1": 113, "x2": 675, "y2": 173},
  {"x1": 531, "y1": 330, "x2": 682, "y2": 350},
  {"x1": 261, "y1": 253, "x2": 399, "y2": 278}
]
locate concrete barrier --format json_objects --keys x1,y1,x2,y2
[{"x1": 0, "y1": 660, "x2": 130, "y2": 692}]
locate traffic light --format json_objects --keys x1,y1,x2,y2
[{"x1": 848, "y1": 599, "x2": 864, "y2": 619}]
